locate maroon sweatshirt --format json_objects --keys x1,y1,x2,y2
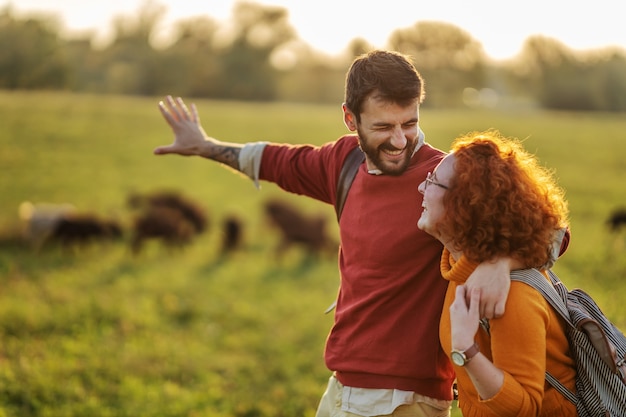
[{"x1": 260, "y1": 135, "x2": 455, "y2": 400}]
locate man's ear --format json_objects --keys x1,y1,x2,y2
[{"x1": 342, "y1": 104, "x2": 357, "y2": 131}]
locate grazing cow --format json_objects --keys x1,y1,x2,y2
[
  {"x1": 47, "y1": 213, "x2": 123, "y2": 248},
  {"x1": 127, "y1": 190, "x2": 208, "y2": 255},
  {"x1": 607, "y1": 208, "x2": 626, "y2": 232},
  {"x1": 127, "y1": 190, "x2": 208, "y2": 234},
  {"x1": 130, "y1": 206, "x2": 197, "y2": 254},
  {"x1": 220, "y1": 215, "x2": 244, "y2": 255},
  {"x1": 264, "y1": 199, "x2": 337, "y2": 259},
  {"x1": 18, "y1": 201, "x2": 76, "y2": 249}
]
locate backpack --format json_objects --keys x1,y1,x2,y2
[{"x1": 508, "y1": 268, "x2": 626, "y2": 417}]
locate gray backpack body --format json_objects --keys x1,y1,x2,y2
[{"x1": 509, "y1": 269, "x2": 626, "y2": 417}]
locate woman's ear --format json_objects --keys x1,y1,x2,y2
[{"x1": 342, "y1": 104, "x2": 357, "y2": 131}]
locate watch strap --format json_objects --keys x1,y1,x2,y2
[
  {"x1": 452, "y1": 342, "x2": 480, "y2": 366},
  {"x1": 463, "y1": 342, "x2": 480, "y2": 361}
]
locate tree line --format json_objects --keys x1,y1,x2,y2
[{"x1": 2, "y1": 1, "x2": 626, "y2": 111}]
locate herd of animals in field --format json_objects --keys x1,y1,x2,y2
[
  {"x1": 3, "y1": 190, "x2": 624, "y2": 259},
  {"x1": 6, "y1": 190, "x2": 339, "y2": 260}
]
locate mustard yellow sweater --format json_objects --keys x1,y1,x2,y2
[{"x1": 439, "y1": 250, "x2": 578, "y2": 417}]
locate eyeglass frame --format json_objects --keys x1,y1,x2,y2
[{"x1": 424, "y1": 171, "x2": 449, "y2": 190}]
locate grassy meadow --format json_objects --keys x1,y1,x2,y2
[{"x1": 0, "y1": 91, "x2": 625, "y2": 417}]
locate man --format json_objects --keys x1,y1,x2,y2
[{"x1": 155, "y1": 50, "x2": 511, "y2": 417}]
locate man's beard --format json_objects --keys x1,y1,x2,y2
[{"x1": 357, "y1": 127, "x2": 417, "y2": 176}]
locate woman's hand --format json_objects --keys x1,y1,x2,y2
[{"x1": 450, "y1": 284, "x2": 481, "y2": 351}]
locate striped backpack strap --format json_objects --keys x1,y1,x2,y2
[
  {"x1": 508, "y1": 270, "x2": 577, "y2": 404},
  {"x1": 510, "y1": 269, "x2": 569, "y2": 318}
]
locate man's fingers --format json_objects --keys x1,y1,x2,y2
[
  {"x1": 480, "y1": 302, "x2": 501, "y2": 320},
  {"x1": 155, "y1": 96, "x2": 200, "y2": 157},
  {"x1": 480, "y1": 302, "x2": 492, "y2": 320},
  {"x1": 190, "y1": 103, "x2": 199, "y2": 123},
  {"x1": 480, "y1": 295, "x2": 508, "y2": 319},
  {"x1": 159, "y1": 96, "x2": 197, "y2": 124},
  {"x1": 153, "y1": 145, "x2": 174, "y2": 155},
  {"x1": 493, "y1": 300, "x2": 506, "y2": 319},
  {"x1": 158, "y1": 100, "x2": 177, "y2": 125},
  {"x1": 163, "y1": 95, "x2": 183, "y2": 121},
  {"x1": 175, "y1": 97, "x2": 192, "y2": 120}
]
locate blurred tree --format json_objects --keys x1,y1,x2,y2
[
  {"x1": 212, "y1": 1, "x2": 297, "y2": 101},
  {"x1": 99, "y1": 0, "x2": 166, "y2": 95},
  {"x1": 568, "y1": 47, "x2": 626, "y2": 112},
  {"x1": 64, "y1": 37, "x2": 104, "y2": 92},
  {"x1": 345, "y1": 38, "x2": 376, "y2": 59},
  {"x1": 159, "y1": 16, "x2": 221, "y2": 97},
  {"x1": 596, "y1": 50, "x2": 626, "y2": 111},
  {"x1": 514, "y1": 36, "x2": 581, "y2": 109},
  {"x1": 0, "y1": 6, "x2": 69, "y2": 89},
  {"x1": 0, "y1": 1, "x2": 624, "y2": 111},
  {"x1": 276, "y1": 54, "x2": 346, "y2": 103},
  {"x1": 387, "y1": 21, "x2": 487, "y2": 107},
  {"x1": 512, "y1": 36, "x2": 626, "y2": 111}
]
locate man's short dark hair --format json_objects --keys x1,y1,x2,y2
[{"x1": 344, "y1": 50, "x2": 425, "y2": 123}]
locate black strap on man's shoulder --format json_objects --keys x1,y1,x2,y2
[{"x1": 335, "y1": 146, "x2": 365, "y2": 221}]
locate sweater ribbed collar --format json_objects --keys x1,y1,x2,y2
[{"x1": 440, "y1": 248, "x2": 481, "y2": 285}]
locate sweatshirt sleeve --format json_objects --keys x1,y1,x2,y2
[{"x1": 258, "y1": 136, "x2": 358, "y2": 205}]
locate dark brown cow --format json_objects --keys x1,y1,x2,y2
[
  {"x1": 127, "y1": 190, "x2": 209, "y2": 255},
  {"x1": 127, "y1": 190, "x2": 208, "y2": 234},
  {"x1": 607, "y1": 208, "x2": 626, "y2": 232},
  {"x1": 264, "y1": 199, "x2": 337, "y2": 259},
  {"x1": 220, "y1": 215, "x2": 244, "y2": 255},
  {"x1": 130, "y1": 206, "x2": 196, "y2": 254},
  {"x1": 47, "y1": 213, "x2": 123, "y2": 248}
]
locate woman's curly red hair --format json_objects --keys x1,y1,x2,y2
[{"x1": 440, "y1": 129, "x2": 569, "y2": 267}]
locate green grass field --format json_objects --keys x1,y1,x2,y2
[{"x1": 0, "y1": 91, "x2": 625, "y2": 416}]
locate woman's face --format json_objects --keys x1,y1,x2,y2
[{"x1": 417, "y1": 154, "x2": 455, "y2": 240}]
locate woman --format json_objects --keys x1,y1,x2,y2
[{"x1": 417, "y1": 129, "x2": 577, "y2": 416}]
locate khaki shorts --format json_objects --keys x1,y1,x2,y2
[{"x1": 315, "y1": 375, "x2": 451, "y2": 417}]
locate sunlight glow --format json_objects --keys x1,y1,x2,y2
[{"x1": 2, "y1": 0, "x2": 625, "y2": 60}]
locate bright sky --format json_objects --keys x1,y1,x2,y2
[{"x1": 4, "y1": 0, "x2": 626, "y2": 60}]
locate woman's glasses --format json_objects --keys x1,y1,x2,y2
[{"x1": 424, "y1": 172, "x2": 449, "y2": 190}]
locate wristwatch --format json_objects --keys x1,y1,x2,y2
[{"x1": 451, "y1": 342, "x2": 480, "y2": 366}]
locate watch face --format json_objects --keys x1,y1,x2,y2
[{"x1": 451, "y1": 351, "x2": 465, "y2": 366}]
